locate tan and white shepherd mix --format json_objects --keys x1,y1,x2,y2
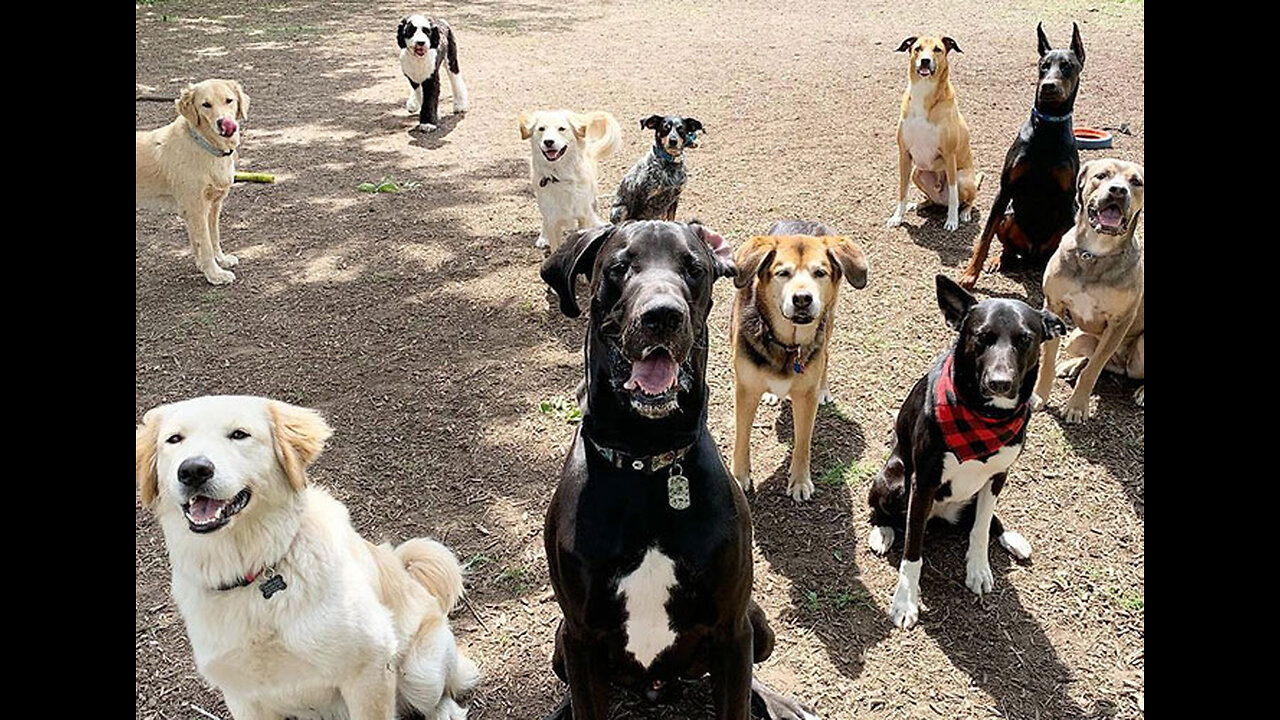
[
  {"x1": 886, "y1": 36, "x2": 983, "y2": 232},
  {"x1": 136, "y1": 79, "x2": 249, "y2": 285},
  {"x1": 135, "y1": 395, "x2": 478, "y2": 720},
  {"x1": 517, "y1": 109, "x2": 621, "y2": 251}
]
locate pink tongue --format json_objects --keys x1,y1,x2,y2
[
  {"x1": 188, "y1": 496, "x2": 227, "y2": 522},
  {"x1": 1100, "y1": 207, "x2": 1123, "y2": 227},
  {"x1": 918, "y1": 67, "x2": 932, "y2": 76},
  {"x1": 624, "y1": 354, "x2": 678, "y2": 394}
]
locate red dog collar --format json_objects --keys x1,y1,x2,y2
[{"x1": 934, "y1": 352, "x2": 1028, "y2": 462}]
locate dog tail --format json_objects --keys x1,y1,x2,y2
[
  {"x1": 396, "y1": 538, "x2": 466, "y2": 614},
  {"x1": 578, "y1": 111, "x2": 622, "y2": 162}
]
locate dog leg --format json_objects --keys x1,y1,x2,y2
[
  {"x1": 708, "y1": 617, "x2": 753, "y2": 720},
  {"x1": 559, "y1": 627, "x2": 611, "y2": 720},
  {"x1": 886, "y1": 141, "x2": 911, "y2": 227},
  {"x1": 1063, "y1": 312, "x2": 1137, "y2": 424},
  {"x1": 418, "y1": 74, "x2": 440, "y2": 132},
  {"x1": 1128, "y1": 333, "x2": 1144, "y2": 406},
  {"x1": 959, "y1": 189, "x2": 1010, "y2": 290},
  {"x1": 943, "y1": 155, "x2": 960, "y2": 231},
  {"x1": 957, "y1": 168, "x2": 981, "y2": 222},
  {"x1": 208, "y1": 194, "x2": 237, "y2": 269},
  {"x1": 182, "y1": 205, "x2": 234, "y2": 285},
  {"x1": 447, "y1": 70, "x2": 469, "y2": 114},
  {"x1": 889, "y1": 461, "x2": 936, "y2": 629},
  {"x1": 733, "y1": 380, "x2": 764, "y2": 493},
  {"x1": 1032, "y1": 300, "x2": 1065, "y2": 410},
  {"x1": 406, "y1": 81, "x2": 422, "y2": 115},
  {"x1": 787, "y1": 388, "x2": 819, "y2": 502},
  {"x1": 339, "y1": 662, "x2": 397, "y2": 720},
  {"x1": 751, "y1": 678, "x2": 821, "y2": 720},
  {"x1": 964, "y1": 478, "x2": 998, "y2": 595}
]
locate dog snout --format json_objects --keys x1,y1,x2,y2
[
  {"x1": 792, "y1": 292, "x2": 813, "y2": 310},
  {"x1": 640, "y1": 302, "x2": 686, "y2": 335},
  {"x1": 919, "y1": 57, "x2": 932, "y2": 69},
  {"x1": 543, "y1": 139, "x2": 556, "y2": 148},
  {"x1": 1108, "y1": 184, "x2": 1129, "y2": 198},
  {"x1": 984, "y1": 376, "x2": 1014, "y2": 397},
  {"x1": 1039, "y1": 81, "x2": 1062, "y2": 98},
  {"x1": 178, "y1": 456, "x2": 216, "y2": 489}
]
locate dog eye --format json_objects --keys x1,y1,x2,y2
[
  {"x1": 228, "y1": 429, "x2": 251, "y2": 440},
  {"x1": 812, "y1": 268, "x2": 828, "y2": 278},
  {"x1": 608, "y1": 262, "x2": 628, "y2": 277},
  {"x1": 775, "y1": 269, "x2": 792, "y2": 279},
  {"x1": 1130, "y1": 177, "x2": 1143, "y2": 187},
  {"x1": 538, "y1": 126, "x2": 546, "y2": 132},
  {"x1": 1094, "y1": 172, "x2": 1109, "y2": 180},
  {"x1": 558, "y1": 127, "x2": 566, "y2": 131},
  {"x1": 686, "y1": 263, "x2": 705, "y2": 278},
  {"x1": 225, "y1": 98, "x2": 233, "y2": 104},
  {"x1": 201, "y1": 102, "x2": 212, "y2": 108},
  {"x1": 165, "y1": 434, "x2": 183, "y2": 444}
]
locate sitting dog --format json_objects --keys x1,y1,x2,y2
[
  {"x1": 731, "y1": 221, "x2": 869, "y2": 502},
  {"x1": 886, "y1": 35, "x2": 983, "y2": 232},
  {"x1": 518, "y1": 109, "x2": 621, "y2": 251},
  {"x1": 397, "y1": 14, "x2": 469, "y2": 132},
  {"x1": 959, "y1": 23, "x2": 1086, "y2": 290},
  {"x1": 135, "y1": 395, "x2": 478, "y2": 719},
  {"x1": 136, "y1": 79, "x2": 248, "y2": 285},
  {"x1": 867, "y1": 276, "x2": 1065, "y2": 629},
  {"x1": 609, "y1": 114, "x2": 704, "y2": 223},
  {"x1": 540, "y1": 221, "x2": 817, "y2": 719},
  {"x1": 1034, "y1": 159, "x2": 1144, "y2": 421}
]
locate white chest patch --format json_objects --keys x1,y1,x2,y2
[
  {"x1": 1061, "y1": 290, "x2": 1106, "y2": 332},
  {"x1": 765, "y1": 375, "x2": 794, "y2": 397},
  {"x1": 901, "y1": 91, "x2": 943, "y2": 171},
  {"x1": 931, "y1": 444, "x2": 1021, "y2": 522},
  {"x1": 616, "y1": 548, "x2": 678, "y2": 668}
]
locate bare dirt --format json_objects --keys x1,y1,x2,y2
[{"x1": 136, "y1": 2, "x2": 1144, "y2": 718}]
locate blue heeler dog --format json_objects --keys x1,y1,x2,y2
[{"x1": 610, "y1": 115, "x2": 704, "y2": 222}]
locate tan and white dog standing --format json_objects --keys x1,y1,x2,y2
[
  {"x1": 135, "y1": 395, "x2": 478, "y2": 720},
  {"x1": 136, "y1": 79, "x2": 249, "y2": 285},
  {"x1": 518, "y1": 109, "x2": 621, "y2": 251},
  {"x1": 732, "y1": 221, "x2": 869, "y2": 502},
  {"x1": 886, "y1": 36, "x2": 983, "y2": 232},
  {"x1": 1034, "y1": 159, "x2": 1145, "y2": 422}
]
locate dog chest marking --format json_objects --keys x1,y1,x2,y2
[
  {"x1": 931, "y1": 445, "x2": 1021, "y2": 522},
  {"x1": 616, "y1": 548, "x2": 678, "y2": 668},
  {"x1": 902, "y1": 87, "x2": 944, "y2": 170}
]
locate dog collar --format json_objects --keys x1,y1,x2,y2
[
  {"x1": 188, "y1": 125, "x2": 236, "y2": 157},
  {"x1": 652, "y1": 144, "x2": 682, "y2": 163},
  {"x1": 1030, "y1": 107, "x2": 1072, "y2": 123},
  {"x1": 588, "y1": 437, "x2": 694, "y2": 474},
  {"x1": 539, "y1": 175, "x2": 560, "y2": 187},
  {"x1": 760, "y1": 314, "x2": 827, "y2": 375},
  {"x1": 214, "y1": 563, "x2": 287, "y2": 599},
  {"x1": 934, "y1": 351, "x2": 1028, "y2": 462}
]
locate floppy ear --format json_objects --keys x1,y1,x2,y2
[
  {"x1": 176, "y1": 85, "x2": 199, "y2": 127},
  {"x1": 684, "y1": 117, "x2": 704, "y2": 134},
  {"x1": 689, "y1": 222, "x2": 735, "y2": 279},
  {"x1": 1069, "y1": 22, "x2": 1085, "y2": 66},
  {"x1": 230, "y1": 81, "x2": 249, "y2": 121},
  {"x1": 518, "y1": 112, "x2": 535, "y2": 140},
  {"x1": 268, "y1": 401, "x2": 333, "y2": 492},
  {"x1": 1036, "y1": 22, "x2": 1051, "y2": 57},
  {"x1": 568, "y1": 113, "x2": 589, "y2": 141},
  {"x1": 825, "y1": 237, "x2": 869, "y2": 289},
  {"x1": 135, "y1": 407, "x2": 161, "y2": 506},
  {"x1": 733, "y1": 238, "x2": 777, "y2": 290},
  {"x1": 540, "y1": 224, "x2": 616, "y2": 317},
  {"x1": 896, "y1": 37, "x2": 917, "y2": 52},
  {"x1": 429, "y1": 24, "x2": 441, "y2": 47},
  {"x1": 942, "y1": 36, "x2": 962, "y2": 54},
  {"x1": 640, "y1": 114, "x2": 664, "y2": 130},
  {"x1": 936, "y1": 274, "x2": 977, "y2": 331},
  {"x1": 1039, "y1": 309, "x2": 1067, "y2": 341},
  {"x1": 397, "y1": 17, "x2": 409, "y2": 49},
  {"x1": 1076, "y1": 160, "x2": 1096, "y2": 209}
]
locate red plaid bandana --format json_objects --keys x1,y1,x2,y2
[{"x1": 934, "y1": 352, "x2": 1028, "y2": 462}]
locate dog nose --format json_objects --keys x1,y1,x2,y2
[
  {"x1": 543, "y1": 139, "x2": 556, "y2": 148},
  {"x1": 1108, "y1": 185, "x2": 1129, "y2": 197},
  {"x1": 792, "y1": 293, "x2": 813, "y2": 309},
  {"x1": 178, "y1": 456, "x2": 216, "y2": 489},
  {"x1": 640, "y1": 303, "x2": 684, "y2": 334},
  {"x1": 984, "y1": 373, "x2": 1014, "y2": 397}
]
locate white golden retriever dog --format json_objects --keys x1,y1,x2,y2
[
  {"x1": 136, "y1": 79, "x2": 249, "y2": 285},
  {"x1": 517, "y1": 109, "x2": 621, "y2": 250},
  {"x1": 135, "y1": 395, "x2": 478, "y2": 720}
]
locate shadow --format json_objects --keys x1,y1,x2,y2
[
  {"x1": 1044, "y1": 381, "x2": 1146, "y2": 520},
  {"x1": 902, "y1": 206, "x2": 982, "y2": 267},
  {"x1": 409, "y1": 112, "x2": 466, "y2": 149}
]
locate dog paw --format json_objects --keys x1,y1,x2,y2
[
  {"x1": 535, "y1": 235, "x2": 550, "y2": 249},
  {"x1": 998, "y1": 530, "x2": 1032, "y2": 560},
  {"x1": 984, "y1": 254, "x2": 1003, "y2": 274},
  {"x1": 417, "y1": 123, "x2": 438, "y2": 133},
  {"x1": 787, "y1": 477, "x2": 814, "y2": 502},
  {"x1": 406, "y1": 98, "x2": 421, "y2": 114},
  {"x1": 204, "y1": 267, "x2": 236, "y2": 285},
  {"x1": 453, "y1": 102, "x2": 468, "y2": 114},
  {"x1": 758, "y1": 694, "x2": 821, "y2": 720},
  {"x1": 959, "y1": 206, "x2": 973, "y2": 222},
  {"x1": 818, "y1": 388, "x2": 835, "y2": 405},
  {"x1": 957, "y1": 270, "x2": 979, "y2": 291},
  {"x1": 867, "y1": 526, "x2": 894, "y2": 555},
  {"x1": 761, "y1": 392, "x2": 780, "y2": 407},
  {"x1": 944, "y1": 213, "x2": 960, "y2": 232},
  {"x1": 1029, "y1": 392, "x2": 1046, "y2": 412},
  {"x1": 889, "y1": 586, "x2": 920, "y2": 630},
  {"x1": 1063, "y1": 397, "x2": 1090, "y2": 424},
  {"x1": 885, "y1": 212, "x2": 904, "y2": 228},
  {"x1": 1133, "y1": 386, "x2": 1144, "y2": 407},
  {"x1": 216, "y1": 254, "x2": 238, "y2": 269},
  {"x1": 736, "y1": 472, "x2": 755, "y2": 494},
  {"x1": 964, "y1": 557, "x2": 994, "y2": 596},
  {"x1": 1055, "y1": 357, "x2": 1088, "y2": 381}
]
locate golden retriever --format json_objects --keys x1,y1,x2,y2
[
  {"x1": 517, "y1": 109, "x2": 621, "y2": 251},
  {"x1": 135, "y1": 395, "x2": 478, "y2": 719},
  {"x1": 136, "y1": 79, "x2": 249, "y2": 285}
]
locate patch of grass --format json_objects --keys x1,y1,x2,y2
[
  {"x1": 462, "y1": 554, "x2": 492, "y2": 571},
  {"x1": 497, "y1": 565, "x2": 531, "y2": 594},
  {"x1": 1106, "y1": 586, "x2": 1144, "y2": 613},
  {"x1": 817, "y1": 459, "x2": 877, "y2": 488},
  {"x1": 804, "y1": 590, "x2": 820, "y2": 613},
  {"x1": 539, "y1": 396, "x2": 582, "y2": 424},
  {"x1": 357, "y1": 177, "x2": 421, "y2": 194}
]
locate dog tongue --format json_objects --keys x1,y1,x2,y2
[
  {"x1": 188, "y1": 496, "x2": 227, "y2": 522},
  {"x1": 1099, "y1": 207, "x2": 1123, "y2": 228},
  {"x1": 624, "y1": 354, "x2": 678, "y2": 394}
]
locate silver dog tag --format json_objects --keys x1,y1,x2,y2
[{"x1": 668, "y1": 474, "x2": 691, "y2": 510}]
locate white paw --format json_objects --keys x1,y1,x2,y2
[
  {"x1": 204, "y1": 267, "x2": 235, "y2": 285},
  {"x1": 1133, "y1": 386, "x2": 1144, "y2": 406},
  {"x1": 998, "y1": 530, "x2": 1032, "y2": 560},
  {"x1": 417, "y1": 123, "x2": 438, "y2": 133},
  {"x1": 406, "y1": 96, "x2": 421, "y2": 114},
  {"x1": 1029, "y1": 392, "x2": 1046, "y2": 412},
  {"x1": 761, "y1": 392, "x2": 780, "y2": 407},
  {"x1": 959, "y1": 205, "x2": 973, "y2": 222},
  {"x1": 964, "y1": 557, "x2": 994, "y2": 596},
  {"x1": 1063, "y1": 399, "x2": 1090, "y2": 424},
  {"x1": 818, "y1": 388, "x2": 835, "y2": 405},
  {"x1": 736, "y1": 471, "x2": 754, "y2": 494},
  {"x1": 216, "y1": 254, "x2": 238, "y2": 268},
  {"x1": 535, "y1": 235, "x2": 550, "y2": 249},
  {"x1": 867, "y1": 526, "x2": 894, "y2": 555},
  {"x1": 905, "y1": 201, "x2": 921, "y2": 212},
  {"x1": 944, "y1": 213, "x2": 960, "y2": 232},
  {"x1": 886, "y1": 212, "x2": 904, "y2": 228},
  {"x1": 889, "y1": 584, "x2": 919, "y2": 630},
  {"x1": 787, "y1": 476, "x2": 814, "y2": 502},
  {"x1": 453, "y1": 101, "x2": 468, "y2": 114}
]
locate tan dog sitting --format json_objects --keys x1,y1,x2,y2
[
  {"x1": 1034, "y1": 159, "x2": 1145, "y2": 422},
  {"x1": 136, "y1": 79, "x2": 250, "y2": 285},
  {"x1": 732, "y1": 221, "x2": 869, "y2": 502},
  {"x1": 886, "y1": 35, "x2": 983, "y2": 232}
]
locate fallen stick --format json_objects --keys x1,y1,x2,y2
[{"x1": 234, "y1": 171, "x2": 275, "y2": 183}]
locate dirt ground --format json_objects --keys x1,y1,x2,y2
[{"x1": 135, "y1": 2, "x2": 1144, "y2": 718}]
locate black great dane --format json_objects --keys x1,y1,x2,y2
[{"x1": 540, "y1": 220, "x2": 818, "y2": 720}]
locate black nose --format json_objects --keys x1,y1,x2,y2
[
  {"x1": 543, "y1": 139, "x2": 556, "y2": 148},
  {"x1": 792, "y1": 293, "x2": 813, "y2": 309},
  {"x1": 641, "y1": 303, "x2": 684, "y2": 334},
  {"x1": 415, "y1": 41, "x2": 426, "y2": 46},
  {"x1": 178, "y1": 456, "x2": 215, "y2": 489},
  {"x1": 1108, "y1": 185, "x2": 1129, "y2": 197},
  {"x1": 667, "y1": 138, "x2": 678, "y2": 147},
  {"x1": 985, "y1": 377, "x2": 1014, "y2": 396}
]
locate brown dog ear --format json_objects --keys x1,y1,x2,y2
[
  {"x1": 1070, "y1": 22, "x2": 1085, "y2": 66},
  {"x1": 689, "y1": 222, "x2": 736, "y2": 279},
  {"x1": 568, "y1": 113, "x2": 589, "y2": 141},
  {"x1": 231, "y1": 80, "x2": 249, "y2": 121},
  {"x1": 135, "y1": 407, "x2": 162, "y2": 506},
  {"x1": 176, "y1": 85, "x2": 199, "y2": 127},
  {"x1": 269, "y1": 401, "x2": 333, "y2": 492},
  {"x1": 941, "y1": 37, "x2": 962, "y2": 54},
  {"x1": 825, "y1": 237, "x2": 869, "y2": 289},
  {"x1": 896, "y1": 37, "x2": 917, "y2": 52},
  {"x1": 733, "y1": 238, "x2": 777, "y2": 290},
  {"x1": 1076, "y1": 160, "x2": 1096, "y2": 210},
  {"x1": 540, "y1": 224, "x2": 617, "y2": 317},
  {"x1": 518, "y1": 112, "x2": 535, "y2": 140}
]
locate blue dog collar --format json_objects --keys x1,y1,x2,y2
[
  {"x1": 188, "y1": 125, "x2": 235, "y2": 157},
  {"x1": 653, "y1": 143, "x2": 680, "y2": 162},
  {"x1": 1031, "y1": 107, "x2": 1072, "y2": 123}
]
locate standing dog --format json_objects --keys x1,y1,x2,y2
[
  {"x1": 886, "y1": 35, "x2": 982, "y2": 232},
  {"x1": 731, "y1": 221, "x2": 869, "y2": 502},
  {"x1": 519, "y1": 110, "x2": 622, "y2": 251},
  {"x1": 136, "y1": 79, "x2": 248, "y2": 285},
  {"x1": 610, "y1": 114, "x2": 704, "y2": 223},
  {"x1": 1034, "y1": 159, "x2": 1144, "y2": 422},
  {"x1": 398, "y1": 14, "x2": 469, "y2": 132},
  {"x1": 135, "y1": 395, "x2": 478, "y2": 719},
  {"x1": 959, "y1": 23, "x2": 1085, "y2": 290},
  {"x1": 540, "y1": 221, "x2": 817, "y2": 720},
  {"x1": 867, "y1": 276, "x2": 1065, "y2": 629}
]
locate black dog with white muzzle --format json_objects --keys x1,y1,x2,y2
[{"x1": 610, "y1": 116, "x2": 704, "y2": 223}]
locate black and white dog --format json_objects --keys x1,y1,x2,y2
[
  {"x1": 396, "y1": 14, "x2": 468, "y2": 132},
  {"x1": 610, "y1": 115, "x2": 704, "y2": 223},
  {"x1": 866, "y1": 275, "x2": 1065, "y2": 629}
]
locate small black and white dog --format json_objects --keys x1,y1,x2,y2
[
  {"x1": 610, "y1": 115, "x2": 704, "y2": 223},
  {"x1": 396, "y1": 14, "x2": 469, "y2": 132}
]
